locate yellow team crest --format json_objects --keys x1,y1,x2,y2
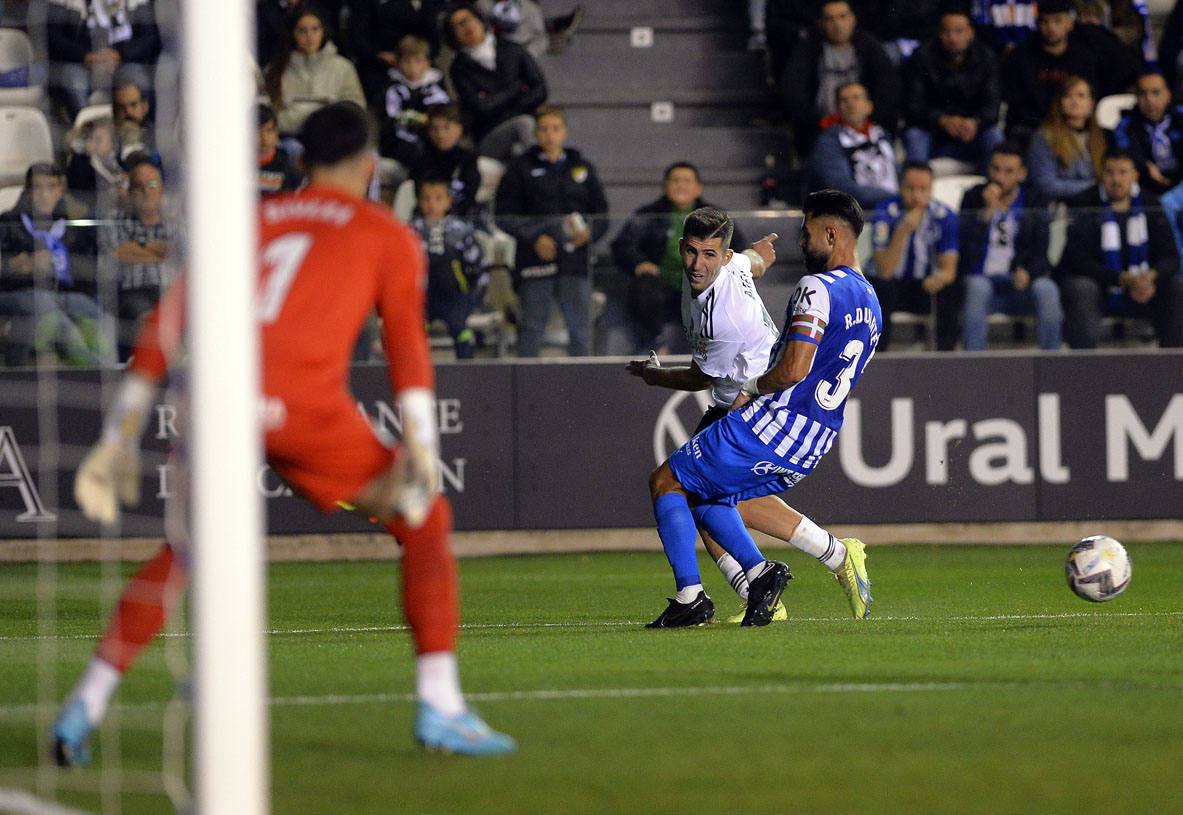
[{"x1": 572, "y1": 166, "x2": 588, "y2": 183}]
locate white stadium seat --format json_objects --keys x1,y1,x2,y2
[
  {"x1": 0, "y1": 106, "x2": 53, "y2": 186},
  {"x1": 931, "y1": 174, "x2": 986, "y2": 214},
  {"x1": 0, "y1": 29, "x2": 43, "y2": 107},
  {"x1": 1095, "y1": 93, "x2": 1135, "y2": 131}
]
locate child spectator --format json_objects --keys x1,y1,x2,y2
[
  {"x1": 410, "y1": 103, "x2": 483, "y2": 221},
  {"x1": 410, "y1": 178, "x2": 487, "y2": 359},
  {"x1": 257, "y1": 104, "x2": 303, "y2": 197},
  {"x1": 65, "y1": 116, "x2": 125, "y2": 214},
  {"x1": 374, "y1": 35, "x2": 451, "y2": 176}
]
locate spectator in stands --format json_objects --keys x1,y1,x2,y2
[
  {"x1": 1113, "y1": 72, "x2": 1183, "y2": 196},
  {"x1": 763, "y1": 0, "x2": 820, "y2": 90},
  {"x1": 46, "y1": 0, "x2": 160, "y2": 121},
  {"x1": 958, "y1": 141, "x2": 1061, "y2": 350},
  {"x1": 478, "y1": 0, "x2": 548, "y2": 60},
  {"x1": 411, "y1": 178, "x2": 487, "y2": 359},
  {"x1": 257, "y1": 104, "x2": 303, "y2": 197},
  {"x1": 494, "y1": 104, "x2": 607, "y2": 357},
  {"x1": 1071, "y1": 0, "x2": 1143, "y2": 98},
  {"x1": 264, "y1": 6, "x2": 365, "y2": 141},
  {"x1": 0, "y1": 163, "x2": 110, "y2": 367},
  {"x1": 973, "y1": 0, "x2": 1038, "y2": 52},
  {"x1": 850, "y1": 0, "x2": 941, "y2": 65},
  {"x1": 609, "y1": 162, "x2": 748, "y2": 354},
  {"x1": 902, "y1": 5, "x2": 1004, "y2": 171},
  {"x1": 1002, "y1": 0, "x2": 1101, "y2": 146},
  {"x1": 98, "y1": 155, "x2": 177, "y2": 360},
  {"x1": 1056, "y1": 148, "x2": 1183, "y2": 347},
  {"x1": 445, "y1": 3, "x2": 548, "y2": 163},
  {"x1": 410, "y1": 104, "x2": 484, "y2": 223},
  {"x1": 374, "y1": 35, "x2": 452, "y2": 180},
  {"x1": 256, "y1": 0, "x2": 305, "y2": 70},
  {"x1": 349, "y1": 0, "x2": 444, "y2": 98},
  {"x1": 1026, "y1": 75, "x2": 1109, "y2": 203},
  {"x1": 1159, "y1": 0, "x2": 1183, "y2": 98},
  {"x1": 781, "y1": 0, "x2": 898, "y2": 160},
  {"x1": 65, "y1": 116, "x2": 125, "y2": 214},
  {"x1": 870, "y1": 160, "x2": 961, "y2": 350},
  {"x1": 112, "y1": 78, "x2": 158, "y2": 167},
  {"x1": 807, "y1": 81, "x2": 898, "y2": 210}
]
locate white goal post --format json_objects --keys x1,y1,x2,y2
[{"x1": 180, "y1": 1, "x2": 268, "y2": 813}]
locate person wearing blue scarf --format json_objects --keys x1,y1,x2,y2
[
  {"x1": 1056, "y1": 149, "x2": 1183, "y2": 348},
  {"x1": 0, "y1": 163, "x2": 112, "y2": 367},
  {"x1": 958, "y1": 141, "x2": 1061, "y2": 350}
]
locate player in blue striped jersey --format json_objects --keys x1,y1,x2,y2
[{"x1": 646, "y1": 190, "x2": 879, "y2": 628}]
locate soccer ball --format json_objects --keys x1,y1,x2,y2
[{"x1": 1065, "y1": 536, "x2": 1131, "y2": 602}]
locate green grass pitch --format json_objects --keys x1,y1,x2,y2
[{"x1": 1, "y1": 542, "x2": 1181, "y2": 814}]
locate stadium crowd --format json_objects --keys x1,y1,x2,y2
[{"x1": 0, "y1": 0, "x2": 1181, "y2": 366}]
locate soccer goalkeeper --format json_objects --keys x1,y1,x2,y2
[{"x1": 52, "y1": 101, "x2": 514, "y2": 764}]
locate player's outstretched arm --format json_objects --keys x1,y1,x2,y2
[
  {"x1": 626, "y1": 355, "x2": 713, "y2": 391},
  {"x1": 742, "y1": 233, "x2": 779, "y2": 279},
  {"x1": 731, "y1": 339, "x2": 817, "y2": 412}
]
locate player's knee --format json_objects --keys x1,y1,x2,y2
[{"x1": 648, "y1": 462, "x2": 681, "y2": 501}]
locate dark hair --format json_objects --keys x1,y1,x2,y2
[
  {"x1": 24, "y1": 161, "x2": 62, "y2": 189},
  {"x1": 803, "y1": 189, "x2": 864, "y2": 236},
  {"x1": 682, "y1": 206, "x2": 734, "y2": 249},
  {"x1": 444, "y1": 3, "x2": 487, "y2": 50},
  {"x1": 901, "y1": 159, "x2": 934, "y2": 177},
  {"x1": 991, "y1": 139, "x2": 1026, "y2": 162},
  {"x1": 299, "y1": 101, "x2": 373, "y2": 169},
  {"x1": 123, "y1": 151, "x2": 161, "y2": 176},
  {"x1": 425, "y1": 102, "x2": 464, "y2": 126},
  {"x1": 937, "y1": 1, "x2": 974, "y2": 21},
  {"x1": 834, "y1": 80, "x2": 867, "y2": 106},
  {"x1": 533, "y1": 103, "x2": 565, "y2": 123},
  {"x1": 416, "y1": 177, "x2": 452, "y2": 195},
  {"x1": 1039, "y1": 0, "x2": 1074, "y2": 16},
  {"x1": 1104, "y1": 146, "x2": 1138, "y2": 165},
  {"x1": 257, "y1": 103, "x2": 277, "y2": 128},
  {"x1": 664, "y1": 162, "x2": 701, "y2": 183},
  {"x1": 264, "y1": 6, "x2": 333, "y2": 108}
]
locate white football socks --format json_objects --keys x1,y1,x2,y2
[
  {"x1": 70, "y1": 657, "x2": 121, "y2": 725},
  {"x1": 417, "y1": 651, "x2": 466, "y2": 716},
  {"x1": 715, "y1": 553, "x2": 749, "y2": 599},
  {"x1": 674, "y1": 583, "x2": 704, "y2": 604},
  {"x1": 791, "y1": 515, "x2": 847, "y2": 571}
]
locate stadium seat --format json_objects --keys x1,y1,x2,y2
[
  {"x1": 931, "y1": 174, "x2": 985, "y2": 213},
  {"x1": 928, "y1": 157, "x2": 976, "y2": 178},
  {"x1": 0, "y1": 28, "x2": 43, "y2": 107},
  {"x1": 0, "y1": 183, "x2": 22, "y2": 213},
  {"x1": 0, "y1": 106, "x2": 52, "y2": 186},
  {"x1": 1095, "y1": 93, "x2": 1135, "y2": 130},
  {"x1": 391, "y1": 178, "x2": 415, "y2": 221}
]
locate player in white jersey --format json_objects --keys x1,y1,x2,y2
[{"x1": 642, "y1": 194, "x2": 877, "y2": 628}]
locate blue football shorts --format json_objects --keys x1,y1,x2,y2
[{"x1": 669, "y1": 409, "x2": 810, "y2": 506}]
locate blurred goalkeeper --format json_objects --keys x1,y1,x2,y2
[{"x1": 52, "y1": 101, "x2": 515, "y2": 764}]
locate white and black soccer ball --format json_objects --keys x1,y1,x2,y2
[{"x1": 1065, "y1": 536, "x2": 1131, "y2": 602}]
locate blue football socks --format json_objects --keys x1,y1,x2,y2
[
  {"x1": 653, "y1": 493, "x2": 701, "y2": 589},
  {"x1": 692, "y1": 502, "x2": 765, "y2": 573}
]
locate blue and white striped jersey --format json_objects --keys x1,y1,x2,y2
[{"x1": 739, "y1": 265, "x2": 881, "y2": 473}]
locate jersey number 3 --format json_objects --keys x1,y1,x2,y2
[
  {"x1": 814, "y1": 339, "x2": 864, "y2": 410},
  {"x1": 258, "y1": 232, "x2": 313, "y2": 324}
]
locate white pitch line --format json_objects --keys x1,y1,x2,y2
[
  {"x1": 0, "y1": 789, "x2": 93, "y2": 815},
  {"x1": 1, "y1": 610, "x2": 1180, "y2": 643}
]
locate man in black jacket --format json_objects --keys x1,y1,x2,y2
[
  {"x1": 445, "y1": 3, "x2": 548, "y2": 163},
  {"x1": 1056, "y1": 149, "x2": 1183, "y2": 348},
  {"x1": 901, "y1": 6, "x2": 1003, "y2": 171},
  {"x1": 494, "y1": 104, "x2": 607, "y2": 357},
  {"x1": 781, "y1": 0, "x2": 899, "y2": 160},
  {"x1": 609, "y1": 163, "x2": 748, "y2": 354}
]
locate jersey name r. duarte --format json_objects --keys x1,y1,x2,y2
[
  {"x1": 739, "y1": 265, "x2": 881, "y2": 473},
  {"x1": 682, "y1": 251, "x2": 779, "y2": 406}
]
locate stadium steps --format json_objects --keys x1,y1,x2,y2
[{"x1": 537, "y1": 4, "x2": 789, "y2": 216}]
